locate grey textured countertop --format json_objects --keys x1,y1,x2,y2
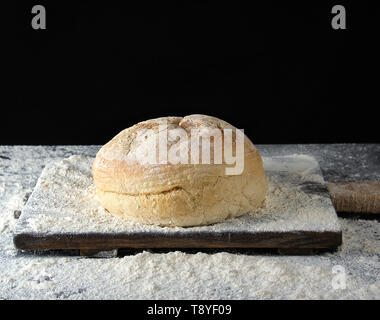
[{"x1": 0, "y1": 144, "x2": 379, "y2": 299}]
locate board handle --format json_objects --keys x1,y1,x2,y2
[{"x1": 327, "y1": 181, "x2": 380, "y2": 214}]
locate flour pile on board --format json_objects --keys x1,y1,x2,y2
[{"x1": 16, "y1": 155, "x2": 340, "y2": 235}]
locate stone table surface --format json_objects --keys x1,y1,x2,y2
[{"x1": 0, "y1": 144, "x2": 379, "y2": 299}]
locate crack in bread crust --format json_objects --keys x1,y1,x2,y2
[{"x1": 97, "y1": 185, "x2": 188, "y2": 197}]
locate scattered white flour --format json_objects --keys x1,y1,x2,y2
[
  {"x1": 1, "y1": 227, "x2": 380, "y2": 299},
  {"x1": 15, "y1": 154, "x2": 340, "y2": 236},
  {"x1": 0, "y1": 185, "x2": 27, "y2": 235},
  {"x1": 0, "y1": 146, "x2": 379, "y2": 300}
]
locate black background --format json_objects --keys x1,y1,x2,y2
[{"x1": 7, "y1": 1, "x2": 379, "y2": 144}]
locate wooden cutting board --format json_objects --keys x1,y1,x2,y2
[{"x1": 13, "y1": 155, "x2": 342, "y2": 255}]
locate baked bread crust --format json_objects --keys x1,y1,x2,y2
[{"x1": 92, "y1": 114, "x2": 268, "y2": 227}]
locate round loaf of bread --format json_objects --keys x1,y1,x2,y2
[{"x1": 92, "y1": 114, "x2": 267, "y2": 227}]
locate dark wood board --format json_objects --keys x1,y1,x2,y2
[
  {"x1": 13, "y1": 155, "x2": 343, "y2": 254},
  {"x1": 14, "y1": 230, "x2": 342, "y2": 251}
]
